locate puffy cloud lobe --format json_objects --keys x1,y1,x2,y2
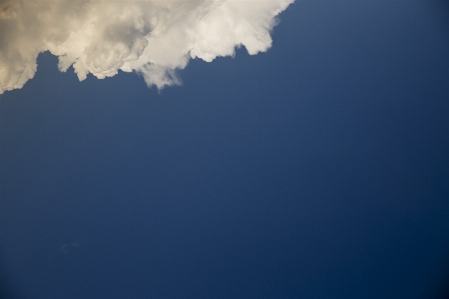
[{"x1": 0, "y1": 0, "x2": 293, "y2": 94}]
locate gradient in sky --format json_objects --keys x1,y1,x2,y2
[{"x1": 1, "y1": 1, "x2": 449, "y2": 299}]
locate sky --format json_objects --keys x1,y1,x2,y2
[{"x1": 1, "y1": 1, "x2": 449, "y2": 299}]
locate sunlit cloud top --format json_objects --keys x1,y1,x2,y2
[{"x1": 0, "y1": 0, "x2": 294, "y2": 94}]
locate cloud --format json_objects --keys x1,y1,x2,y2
[{"x1": 0, "y1": 0, "x2": 294, "y2": 94}]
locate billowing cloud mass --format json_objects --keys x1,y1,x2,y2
[{"x1": 0, "y1": 0, "x2": 293, "y2": 94}]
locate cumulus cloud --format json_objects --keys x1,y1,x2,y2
[{"x1": 0, "y1": 0, "x2": 293, "y2": 94}]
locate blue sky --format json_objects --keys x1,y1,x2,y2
[{"x1": 1, "y1": 1, "x2": 449, "y2": 299}]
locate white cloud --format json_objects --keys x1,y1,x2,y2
[{"x1": 0, "y1": 0, "x2": 294, "y2": 94}]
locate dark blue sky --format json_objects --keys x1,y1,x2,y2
[{"x1": 2, "y1": 1, "x2": 449, "y2": 299}]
